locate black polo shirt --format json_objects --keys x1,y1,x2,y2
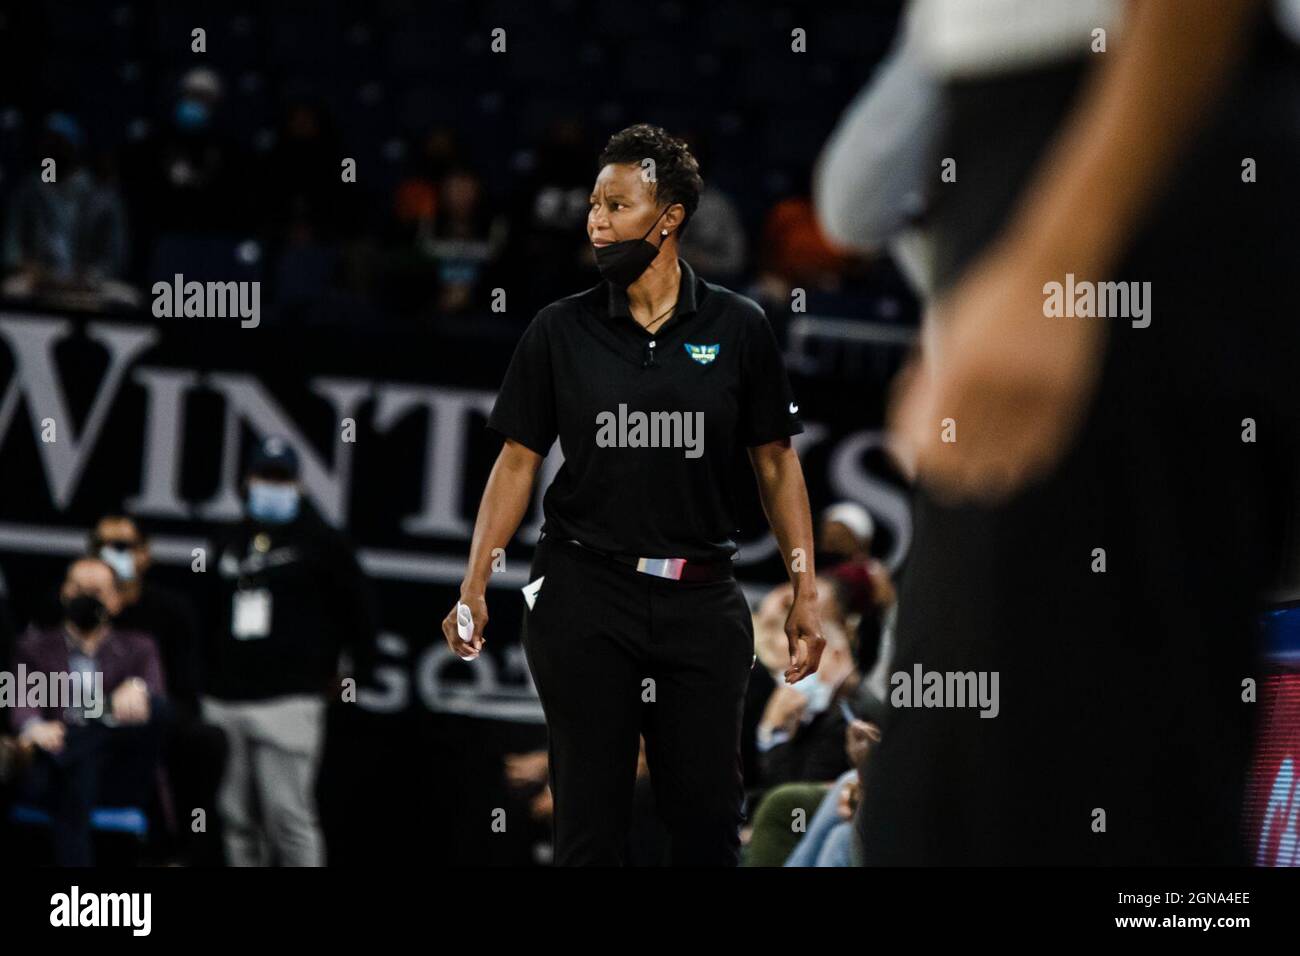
[{"x1": 487, "y1": 257, "x2": 803, "y2": 561}]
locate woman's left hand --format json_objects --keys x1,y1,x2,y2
[{"x1": 783, "y1": 591, "x2": 825, "y2": 683}]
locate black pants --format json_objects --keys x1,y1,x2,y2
[
  {"x1": 859, "y1": 41, "x2": 1300, "y2": 865},
  {"x1": 523, "y1": 535, "x2": 755, "y2": 866},
  {"x1": 20, "y1": 720, "x2": 163, "y2": 866}
]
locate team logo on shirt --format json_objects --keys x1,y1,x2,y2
[{"x1": 683, "y1": 342, "x2": 720, "y2": 365}]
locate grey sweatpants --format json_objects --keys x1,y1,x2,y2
[{"x1": 201, "y1": 695, "x2": 327, "y2": 867}]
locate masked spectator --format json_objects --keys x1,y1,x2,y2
[
  {"x1": 11, "y1": 557, "x2": 167, "y2": 866},
  {"x1": 122, "y1": 67, "x2": 251, "y2": 246},
  {"x1": 742, "y1": 582, "x2": 871, "y2": 866},
  {"x1": 89, "y1": 514, "x2": 226, "y2": 865},
  {"x1": 752, "y1": 582, "x2": 857, "y2": 787},
  {"x1": 201, "y1": 436, "x2": 376, "y2": 866}
]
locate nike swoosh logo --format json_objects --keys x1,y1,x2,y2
[{"x1": 789, "y1": 402, "x2": 799, "y2": 414}]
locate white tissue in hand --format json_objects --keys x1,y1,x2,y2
[{"x1": 456, "y1": 602, "x2": 473, "y2": 642}]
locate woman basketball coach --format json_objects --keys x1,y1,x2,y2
[{"x1": 441, "y1": 124, "x2": 824, "y2": 866}]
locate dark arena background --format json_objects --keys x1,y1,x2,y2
[{"x1": 2, "y1": 0, "x2": 1300, "y2": 938}]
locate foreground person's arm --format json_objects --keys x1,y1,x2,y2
[{"x1": 893, "y1": 0, "x2": 1265, "y2": 501}]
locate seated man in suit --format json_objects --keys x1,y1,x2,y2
[{"x1": 11, "y1": 556, "x2": 168, "y2": 865}]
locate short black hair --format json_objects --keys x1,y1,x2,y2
[{"x1": 598, "y1": 124, "x2": 703, "y2": 226}]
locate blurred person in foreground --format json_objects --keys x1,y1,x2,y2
[
  {"x1": 202, "y1": 437, "x2": 375, "y2": 866},
  {"x1": 90, "y1": 515, "x2": 226, "y2": 865},
  {"x1": 820, "y1": 0, "x2": 1300, "y2": 864},
  {"x1": 10, "y1": 557, "x2": 167, "y2": 866}
]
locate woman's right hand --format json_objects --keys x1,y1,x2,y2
[{"x1": 442, "y1": 591, "x2": 488, "y2": 660}]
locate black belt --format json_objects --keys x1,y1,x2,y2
[{"x1": 547, "y1": 535, "x2": 735, "y2": 583}]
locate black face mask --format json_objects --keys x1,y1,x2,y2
[
  {"x1": 593, "y1": 207, "x2": 670, "y2": 288},
  {"x1": 64, "y1": 593, "x2": 108, "y2": 632}
]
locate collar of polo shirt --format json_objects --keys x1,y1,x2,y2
[{"x1": 606, "y1": 257, "x2": 701, "y2": 322}]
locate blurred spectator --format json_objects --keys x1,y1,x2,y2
[
  {"x1": 385, "y1": 131, "x2": 508, "y2": 318},
  {"x1": 89, "y1": 514, "x2": 226, "y2": 865},
  {"x1": 122, "y1": 68, "x2": 251, "y2": 246},
  {"x1": 423, "y1": 167, "x2": 507, "y2": 315},
  {"x1": 743, "y1": 582, "x2": 873, "y2": 868},
  {"x1": 500, "y1": 117, "x2": 598, "y2": 314},
  {"x1": 503, "y1": 747, "x2": 555, "y2": 840},
  {"x1": 752, "y1": 190, "x2": 852, "y2": 308},
  {"x1": 746, "y1": 709, "x2": 881, "y2": 866},
  {"x1": 751, "y1": 581, "x2": 857, "y2": 787},
  {"x1": 0, "y1": 589, "x2": 19, "y2": 822},
  {"x1": 785, "y1": 719, "x2": 881, "y2": 867},
  {"x1": 504, "y1": 749, "x2": 547, "y2": 801},
  {"x1": 10, "y1": 556, "x2": 168, "y2": 866},
  {"x1": 818, "y1": 501, "x2": 896, "y2": 680},
  {"x1": 672, "y1": 133, "x2": 745, "y2": 282},
  {"x1": 91, "y1": 517, "x2": 200, "y2": 713},
  {"x1": 2, "y1": 113, "x2": 136, "y2": 308},
  {"x1": 391, "y1": 126, "x2": 464, "y2": 239},
  {"x1": 262, "y1": 100, "x2": 356, "y2": 246},
  {"x1": 679, "y1": 185, "x2": 747, "y2": 282},
  {"x1": 201, "y1": 437, "x2": 376, "y2": 866}
]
